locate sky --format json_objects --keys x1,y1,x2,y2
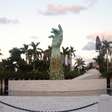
[{"x1": 0, "y1": 0, "x2": 112, "y2": 62}]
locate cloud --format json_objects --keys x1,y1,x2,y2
[
  {"x1": 0, "y1": 17, "x2": 19, "y2": 24},
  {"x1": 87, "y1": 32, "x2": 112, "y2": 41},
  {"x1": 39, "y1": 4, "x2": 86, "y2": 15},
  {"x1": 29, "y1": 36, "x2": 38, "y2": 39},
  {"x1": 84, "y1": 0, "x2": 98, "y2": 7},
  {"x1": 83, "y1": 41, "x2": 95, "y2": 50},
  {"x1": 39, "y1": 0, "x2": 98, "y2": 15}
]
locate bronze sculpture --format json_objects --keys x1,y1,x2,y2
[{"x1": 49, "y1": 24, "x2": 64, "y2": 79}]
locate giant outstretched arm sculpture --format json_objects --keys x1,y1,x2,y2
[{"x1": 49, "y1": 24, "x2": 64, "y2": 80}]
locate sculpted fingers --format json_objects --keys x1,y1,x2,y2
[{"x1": 58, "y1": 24, "x2": 63, "y2": 32}]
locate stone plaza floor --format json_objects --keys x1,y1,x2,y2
[{"x1": 0, "y1": 96, "x2": 100, "y2": 112}]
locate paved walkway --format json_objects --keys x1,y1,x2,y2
[
  {"x1": 74, "y1": 69, "x2": 102, "y2": 80},
  {"x1": 0, "y1": 96, "x2": 99, "y2": 112}
]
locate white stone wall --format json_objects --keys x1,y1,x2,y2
[{"x1": 9, "y1": 79, "x2": 106, "y2": 96}]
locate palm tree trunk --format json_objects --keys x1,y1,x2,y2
[
  {"x1": 4, "y1": 79, "x2": 8, "y2": 95},
  {"x1": 107, "y1": 77, "x2": 111, "y2": 95},
  {"x1": 33, "y1": 61, "x2": 36, "y2": 71},
  {"x1": 0, "y1": 80, "x2": 3, "y2": 95},
  {"x1": 106, "y1": 50, "x2": 111, "y2": 95},
  {"x1": 106, "y1": 51, "x2": 109, "y2": 72}
]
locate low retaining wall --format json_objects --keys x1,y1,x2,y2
[{"x1": 9, "y1": 79, "x2": 106, "y2": 96}]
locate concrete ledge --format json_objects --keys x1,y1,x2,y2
[
  {"x1": 9, "y1": 90, "x2": 106, "y2": 96},
  {"x1": 9, "y1": 79, "x2": 106, "y2": 96}
]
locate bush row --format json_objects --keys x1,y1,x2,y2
[{"x1": 0, "y1": 71, "x2": 49, "y2": 80}]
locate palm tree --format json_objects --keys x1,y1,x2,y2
[
  {"x1": 61, "y1": 46, "x2": 76, "y2": 70},
  {"x1": 20, "y1": 44, "x2": 29, "y2": 63},
  {"x1": 102, "y1": 41, "x2": 112, "y2": 94},
  {"x1": 43, "y1": 46, "x2": 51, "y2": 62},
  {"x1": 0, "y1": 49, "x2": 3, "y2": 95},
  {"x1": 30, "y1": 42, "x2": 40, "y2": 60},
  {"x1": 68, "y1": 46, "x2": 76, "y2": 67},
  {"x1": 61, "y1": 47, "x2": 69, "y2": 65},
  {"x1": 101, "y1": 40, "x2": 112, "y2": 72},
  {"x1": 30, "y1": 42, "x2": 42, "y2": 71},
  {"x1": 74, "y1": 58, "x2": 85, "y2": 74},
  {"x1": 27, "y1": 49, "x2": 33, "y2": 64},
  {"x1": 96, "y1": 37, "x2": 112, "y2": 95}
]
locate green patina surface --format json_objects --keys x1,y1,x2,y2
[{"x1": 49, "y1": 24, "x2": 64, "y2": 80}]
